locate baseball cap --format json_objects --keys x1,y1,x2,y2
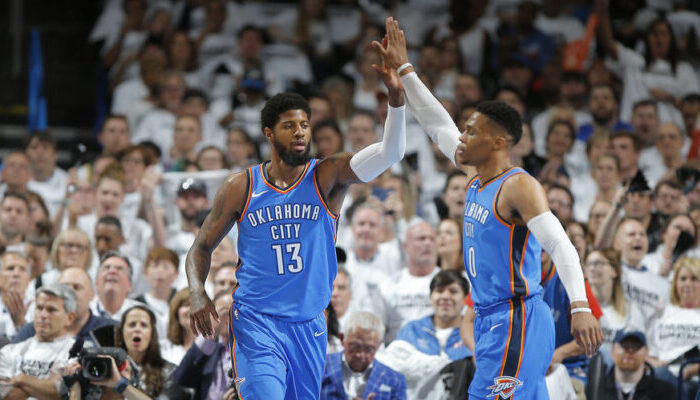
[
  {"x1": 241, "y1": 67, "x2": 266, "y2": 92},
  {"x1": 613, "y1": 330, "x2": 646, "y2": 347},
  {"x1": 178, "y1": 177, "x2": 207, "y2": 197}
]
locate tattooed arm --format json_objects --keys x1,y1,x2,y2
[{"x1": 187, "y1": 170, "x2": 248, "y2": 337}]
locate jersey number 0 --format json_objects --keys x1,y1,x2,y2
[{"x1": 272, "y1": 243, "x2": 304, "y2": 275}]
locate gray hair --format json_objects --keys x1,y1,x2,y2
[
  {"x1": 342, "y1": 311, "x2": 385, "y2": 341},
  {"x1": 37, "y1": 283, "x2": 78, "y2": 314},
  {"x1": 0, "y1": 251, "x2": 29, "y2": 269},
  {"x1": 99, "y1": 250, "x2": 133, "y2": 282},
  {"x1": 350, "y1": 202, "x2": 385, "y2": 227}
]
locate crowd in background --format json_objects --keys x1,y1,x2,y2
[{"x1": 1, "y1": 0, "x2": 700, "y2": 398}]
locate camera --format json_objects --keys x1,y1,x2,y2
[{"x1": 79, "y1": 347, "x2": 129, "y2": 381}]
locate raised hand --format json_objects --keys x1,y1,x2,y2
[
  {"x1": 370, "y1": 36, "x2": 404, "y2": 107},
  {"x1": 371, "y1": 17, "x2": 409, "y2": 71}
]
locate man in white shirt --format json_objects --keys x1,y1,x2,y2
[
  {"x1": 0, "y1": 151, "x2": 32, "y2": 199},
  {"x1": 379, "y1": 221, "x2": 440, "y2": 342},
  {"x1": 0, "y1": 252, "x2": 32, "y2": 340},
  {"x1": 98, "y1": 114, "x2": 131, "y2": 157},
  {"x1": 89, "y1": 251, "x2": 144, "y2": 322},
  {"x1": 0, "y1": 283, "x2": 77, "y2": 399},
  {"x1": 0, "y1": 193, "x2": 32, "y2": 250},
  {"x1": 25, "y1": 132, "x2": 68, "y2": 217}
]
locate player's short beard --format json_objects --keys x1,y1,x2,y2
[{"x1": 275, "y1": 140, "x2": 311, "y2": 166}]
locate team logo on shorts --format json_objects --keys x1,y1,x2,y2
[{"x1": 486, "y1": 376, "x2": 523, "y2": 398}]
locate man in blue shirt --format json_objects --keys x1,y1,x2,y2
[{"x1": 396, "y1": 270, "x2": 471, "y2": 360}]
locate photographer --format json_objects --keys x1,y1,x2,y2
[{"x1": 62, "y1": 354, "x2": 151, "y2": 400}]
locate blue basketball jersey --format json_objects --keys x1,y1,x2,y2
[
  {"x1": 463, "y1": 167, "x2": 543, "y2": 307},
  {"x1": 235, "y1": 159, "x2": 338, "y2": 321}
]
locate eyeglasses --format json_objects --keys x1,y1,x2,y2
[
  {"x1": 585, "y1": 260, "x2": 611, "y2": 269},
  {"x1": 60, "y1": 242, "x2": 88, "y2": 252}
]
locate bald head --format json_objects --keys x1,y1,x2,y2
[{"x1": 58, "y1": 267, "x2": 95, "y2": 318}]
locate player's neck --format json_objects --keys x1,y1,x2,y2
[
  {"x1": 476, "y1": 154, "x2": 512, "y2": 183},
  {"x1": 266, "y1": 158, "x2": 307, "y2": 187}
]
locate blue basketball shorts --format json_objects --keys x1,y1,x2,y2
[
  {"x1": 229, "y1": 302, "x2": 327, "y2": 400},
  {"x1": 469, "y1": 295, "x2": 555, "y2": 400}
]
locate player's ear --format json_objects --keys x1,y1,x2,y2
[{"x1": 263, "y1": 126, "x2": 274, "y2": 141}]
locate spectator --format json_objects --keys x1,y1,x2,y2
[
  {"x1": 436, "y1": 218, "x2": 464, "y2": 271},
  {"x1": 13, "y1": 267, "x2": 117, "y2": 345},
  {"x1": 344, "y1": 202, "x2": 398, "y2": 284},
  {"x1": 135, "y1": 247, "x2": 178, "y2": 331},
  {"x1": 645, "y1": 213, "x2": 696, "y2": 278},
  {"x1": 116, "y1": 305, "x2": 187, "y2": 399},
  {"x1": 169, "y1": 115, "x2": 203, "y2": 171},
  {"x1": 577, "y1": 84, "x2": 633, "y2": 144},
  {"x1": 132, "y1": 71, "x2": 187, "y2": 161},
  {"x1": 611, "y1": 130, "x2": 644, "y2": 185},
  {"x1": 0, "y1": 192, "x2": 31, "y2": 250},
  {"x1": 212, "y1": 263, "x2": 237, "y2": 297},
  {"x1": 379, "y1": 221, "x2": 439, "y2": 342},
  {"x1": 546, "y1": 184, "x2": 574, "y2": 224},
  {"x1": 321, "y1": 311, "x2": 407, "y2": 400},
  {"x1": 346, "y1": 112, "x2": 378, "y2": 153},
  {"x1": 226, "y1": 128, "x2": 260, "y2": 172},
  {"x1": 650, "y1": 123, "x2": 686, "y2": 185},
  {"x1": 0, "y1": 283, "x2": 77, "y2": 399},
  {"x1": 0, "y1": 151, "x2": 32, "y2": 198},
  {"x1": 396, "y1": 270, "x2": 471, "y2": 360},
  {"x1": 587, "y1": 330, "x2": 676, "y2": 400},
  {"x1": 647, "y1": 257, "x2": 700, "y2": 398},
  {"x1": 596, "y1": 3, "x2": 699, "y2": 127},
  {"x1": 25, "y1": 192, "x2": 50, "y2": 234},
  {"x1": 118, "y1": 144, "x2": 155, "y2": 214},
  {"x1": 174, "y1": 290, "x2": 234, "y2": 400},
  {"x1": 99, "y1": 114, "x2": 131, "y2": 157},
  {"x1": 331, "y1": 267, "x2": 353, "y2": 329},
  {"x1": 588, "y1": 201, "x2": 612, "y2": 244},
  {"x1": 90, "y1": 251, "x2": 144, "y2": 321},
  {"x1": 161, "y1": 288, "x2": 195, "y2": 365},
  {"x1": 0, "y1": 251, "x2": 32, "y2": 340},
  {"x1": 453, "y1": 74, "x2": 483, "y2": 110},
  {"x1": 43, "y1": 228, "x2": 93, "y2": 285},
  {"x1": 25, "y1": 132, "x2": 69, "y2": 216},
  {"x1": 312, "y1": 119, "x2": 345, "y2": 160},
  {"x1": 440, "y1": 170, "x2": 469, "y2": 222},
  {"x1": 93, "y1": 215, "x2": 126, "y2": 261},
  {"x1": 583, "y1": 249, "x2": 645, "y2": 354},
  {"x1": 167, "y1": 31, "x2": 200, "y2": 89},
  {"x1": 196, "y1": 146, "x2": 229, "y2": 171},
  {"x1": 24, "y1": 222, "x2": 53, "y2": 282}
]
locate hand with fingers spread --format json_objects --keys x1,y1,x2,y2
[
  {"x1": 570, "y1": 307, "x2": 604, "y2": 357},
  {"x1": 190, "y1": 290, "x2": 220, "y2": 339},
  {"x1": 371, "y1": 17, "x2": 410, "y2": 72}
]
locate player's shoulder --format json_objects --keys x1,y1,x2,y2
[
  {"x1": 500, "y1": 169, "x2": 541, "y2": 193},
  {"x1": 223, "y1": 168, "x2": 252, "y2": 189}
]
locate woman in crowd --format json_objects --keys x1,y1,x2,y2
[
  {"x1": 25, "y1": 191, "x2": 50, "y2": 234},
  {"x1": 437, "y1": 218, "x2": 464, "y2": 272},
  {"x1": 312, "y1": 119, "x2": 344, "y2": 159},
  {"x1": 587, "y1": 200, "x2": 612, "y2": 244},
  {"x1": 566, "y1": 221, "x2": 589, "y2": 262},
  {"x1": 645, "y1": 213, "x2": 696, "y2": 278},
  {"x1": 226, "y1": 127, "x2": 260, "y2": 171},
  {"x1": 583, "y1": 249, "x2": 641, "y2": 353},
  {"x1": 118, "y1": 144, "x2": 156, "y2": 220},
  {"x1": 117, "y1": 305, "x2": 187, "y2": 399},
  {"x1": 196, "y1": 145, "x2": 229, "y2": 171},
  {"x1": 44, "y1": 228, "x2": 93, "y2": 285},
  {"x1": 161, "y1": 288, "x2": 195, "y2": 365},
  {"x1": 597, "y1": 2, "x2": 699, "y2": 125},
  {"x1": 648, "y1": 257, "x2": 700, "y2": 398}
]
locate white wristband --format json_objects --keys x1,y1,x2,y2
[
  {"x1": 396, "y1": 63, "x2": 412, "y2": 75},
  {"x1": 571, "y1": 307, "x2": 592, "y2": 315}
]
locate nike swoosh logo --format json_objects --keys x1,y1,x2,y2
[
  {"x1": 489, "y1": 323, "x2": 504, "y2": 332},
  {"x1": 251, "y1": 190, "x2": 268, "y2": 198},
  {"x1": 314, "y1": 330, "x2": 326, "y2": 337}
]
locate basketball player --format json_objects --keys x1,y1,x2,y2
[
  {"x1": 373, "y1": 17, "x2": 602, "y2": 399},
  {"x1": 186, "y1": 65, "x2": 407, "y2": 397}
]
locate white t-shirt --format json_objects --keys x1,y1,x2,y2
[
  {"x1": 27, "y1": 168, "x2": 68, "y2": 217},
  {"x1": 379, "y1": 268, "x2": 440, "y2": 342},
  {"x1": 621, "y1": 265, "x2": 670, "y2": 333},
  {"x1": 0, "y1": 335, "x2": 74, "y2": 382},
  {"x1": 90, "y1": 297, "x2": 145, "y2": 323},
  {"x1": 648, "y1": 305, "x2": 700, "y2": 375},
  {"x1": 132, "y1": 109, "x2": 177, "y2": 163}
]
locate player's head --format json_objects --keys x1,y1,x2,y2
[
  {"x1": 457, "y1": 101, "x2": 522, "y2": 166},
  {"x1": 261, "y1": 93, "x2": 312, "y2": 166}
]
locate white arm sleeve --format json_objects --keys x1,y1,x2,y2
[
  {"x1": 399, "y1": 71, "x2": 461, "y2": 165},
  {"x1": 349, "y1": 105, "x2": 406, "y2": 182},
  {"x1": 527, "y1": 211, "x2": 588, "y2": 304}
]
